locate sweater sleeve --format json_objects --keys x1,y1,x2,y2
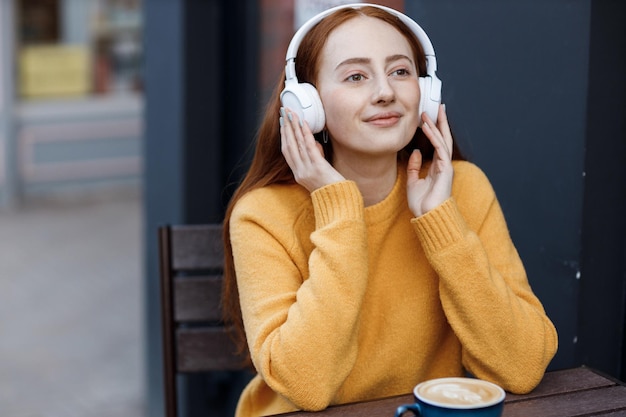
[
  {"x1": 230, "y1": 181, "x2": 368, "y2": 411},
  {"x1": 411, "y1": 163, "x2": 558, "y2": 394}
]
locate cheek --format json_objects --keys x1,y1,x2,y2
[
  {"x1": 406, "y1": 80, "x2": 421, "y2": 111},
  {"x1": 403, "y1": 81, "x2": 422, "y2": 124},
  {"x1": 320, "y1": 89, "x2": 354, "y2": 130}
]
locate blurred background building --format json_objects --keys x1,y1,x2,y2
[{"x1": 0, "y1": 0, "x2": 142, "y2": 208}]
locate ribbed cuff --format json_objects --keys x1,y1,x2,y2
[
  {"x1": 411, "y1": 198, "x2": 467, "y2": 254},
  {"x1": 311, "y1": 181, "x2": 364, "y2": 227}
]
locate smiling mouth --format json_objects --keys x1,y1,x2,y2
[{"x1": 365, "y1": 114, "x2": 401, "y2": 127}]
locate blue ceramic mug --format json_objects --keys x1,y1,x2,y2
[{"x1": 394, "y1": 377, "x2": 505, "y2": 417}]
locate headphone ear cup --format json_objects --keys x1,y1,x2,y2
[
  {"x1": 299, "y1": 83, "x2": 325, "y2": 133},
  {"x1": 418, "y1": 76, "x2": 441, "y2": 123},
  {"x1": 280, "y1": 82, "x2": 326, "y2": 133}
]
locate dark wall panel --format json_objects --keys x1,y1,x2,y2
[
  {"x1": 578, "y1": 0, "x2": 626, "y2": 380},
  {"x1": 143, "y1": 2, "x2": 185, "y2": 416},
  {"x1": 184, "y1": 0, "x2": 223, "y2": 224},
  {"x1": 407, "y1": 0, "x2": 591, "y2": 370}
]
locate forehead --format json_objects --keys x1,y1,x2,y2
[{"x1": 321, "y1": 15, "x2": 413, "y2": 65}]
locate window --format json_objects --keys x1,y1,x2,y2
[{"x1": 16, "y1": 0, "x2": 142, "y2": 99}]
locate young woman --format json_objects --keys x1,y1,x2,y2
[{"x1": 222, "y1": 4, "x2": 558, "y2": 417}]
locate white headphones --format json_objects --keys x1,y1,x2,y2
[{"x1": 280, "y1": 3, "x2": 442, "y2": 134}]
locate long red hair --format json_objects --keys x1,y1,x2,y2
[{"x1": 222, "y1": 6, "x2": 464, "y2": 367}]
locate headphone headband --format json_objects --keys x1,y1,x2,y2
[{"x1": 285, "y1": 3, "x2": 437, "y2": 81}]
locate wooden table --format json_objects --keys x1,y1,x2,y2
[{"x1": 277, "y1": 367, "x2": 626, "y2": 416}]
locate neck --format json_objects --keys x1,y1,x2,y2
[{"x1": 334, "y1": 156, "x2": 398, "y2": 207}]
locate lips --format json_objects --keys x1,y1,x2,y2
[{"x1": 364, "y1": 112, "x2": 402, "y2": 127}]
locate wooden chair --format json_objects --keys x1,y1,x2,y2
[{"x1": 159, "y1": 224, "x2": 247, "y2": 417}]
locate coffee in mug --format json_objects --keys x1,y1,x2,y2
[{"x1": 395, "y1": 377, "x2": 505, "y2": 417}]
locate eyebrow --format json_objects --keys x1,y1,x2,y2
[{"x1": 335, "y1": 54, "x2": 414, "y2": 70}]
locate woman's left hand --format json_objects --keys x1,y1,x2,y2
[{"x1": 406, "y1": 104, "x2": 454, "y2": 217}]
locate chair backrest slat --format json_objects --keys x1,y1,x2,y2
[
  {"x1": 174, "y1": 276, "x2": 223, "y2": 322},
  {"x1": 177, "y1": 327, "x2": 244, "y2": 372},
  {"x1": 159, "y1": 224, "x2": 248, "y2": 417},
  {"x1": 170, "y1": 225, "x2": 224, "y2": 270}
]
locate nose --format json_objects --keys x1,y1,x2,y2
[{"x1": 372, "y1": 77, "x2": 395, "y2": 104}]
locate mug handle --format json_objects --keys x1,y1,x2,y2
[{"x1": 394, "y1": 403, "x2": 422, "y2": 417}]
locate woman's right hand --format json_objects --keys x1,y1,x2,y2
[{"x1": 280, "y1": 107, "x2": 345, "y2": 192}]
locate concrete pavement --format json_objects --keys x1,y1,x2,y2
[{"x1": 0, "y1": 190, "x2": 146, "y2": 417}]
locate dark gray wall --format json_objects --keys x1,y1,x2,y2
[{"x1": 407, "y1": 0, "x2": 625, "y2": 378}]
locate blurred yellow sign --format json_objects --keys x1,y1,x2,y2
[{"x1": 19, "y1": 45, "x2": 91, "y2": 98}]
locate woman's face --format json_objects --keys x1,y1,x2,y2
[{"x1": 317, "y1": 16, "x2": 421, "y2": 163}]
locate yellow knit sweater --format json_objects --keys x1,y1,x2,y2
[{"x1": 229, "y1": 160, "x2": 558, "y2": 417}]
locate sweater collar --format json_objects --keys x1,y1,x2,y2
[{"x1": 363, "y1": 165, "x2": 407, "y2": 225}]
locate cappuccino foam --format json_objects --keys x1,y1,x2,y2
[{"x1": 416, "y1": 378, "x2": 504, "y2": 408}]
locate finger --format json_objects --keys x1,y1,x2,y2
[
  {"x1": 436, "y1": 104, "x2": 453, "y2": 157},
  {"x1": 298, "y1": 115, "x2": 323, "y2": 159},
  {"x1": 421, "y1": 114, "x2": 451, "y2": 161},
  {"x1": 282, "y1": 109, "x2": 304, "y2": 155},
  {"x1": 280, "y1": 108, "x2": 306, "y2": 169},
  {"x1": 407, "y1": 149, "x2": 423, "y2": 182},
  {"x1": 315, "y1": 141, "x2": 325, "y2": 159},
  {"x1": 286, "y1": 108, "x2": 320, "y2": 163},
  {"x1": 280, "y1": 109, "x2": 297, "y2": 156}
]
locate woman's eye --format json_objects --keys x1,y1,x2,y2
[
  {"x1": 392, "y1": 68, "x2": 410, "y2": 77},
  {"x1": 347, "y1": 74, "x2": 364, "y2": 82}
]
